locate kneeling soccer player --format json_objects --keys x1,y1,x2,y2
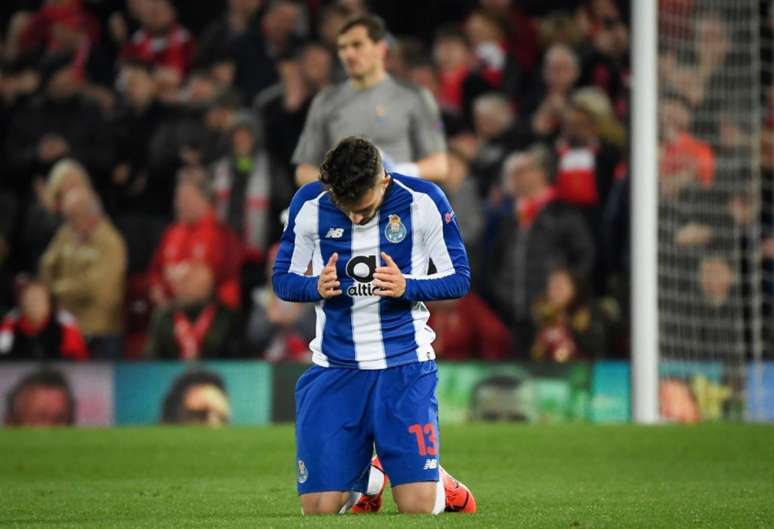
[{"x1": 272, "y1": 137, "x2": 476, "y2": 515}]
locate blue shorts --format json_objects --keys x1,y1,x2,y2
[{"x1": 294, "y1": 360, "x2": 440, "y2": 494}]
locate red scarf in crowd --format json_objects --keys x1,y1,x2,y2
[
  {"x1": 173, "y1": 305, "x2": 216, "y2": 360},
  {"x1": 517, "y1": 187, "x2": 557, "y2": 230},
  {"x1": 555, "y1": 142, "x2": 600, "y2": 206}
]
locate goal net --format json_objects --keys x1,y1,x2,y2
[{"x1": 656, "y1": 0, "x2": 764, "y2": 421}]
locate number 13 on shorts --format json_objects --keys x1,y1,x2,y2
[{"x1": 408, "y1": 423, "x2": 438, "y2": 456}]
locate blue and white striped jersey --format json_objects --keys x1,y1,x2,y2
[{"x1": 272, "y1": 173, "x2": 471, "y2": 369}]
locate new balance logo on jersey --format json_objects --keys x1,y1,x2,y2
[
  {"x1": 423, "y1": 459, "x2": 438, "y2": 470},
  {"x1": 325, "y1": 227, "x2": 345, "y2": 239}
]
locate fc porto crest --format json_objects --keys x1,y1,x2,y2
[
  {"x1": 297, "y1": 459, "x2": 308, "y2": 484},
  {"x1": 385, "y1": 214, "x2": 407, "y2": 243}
]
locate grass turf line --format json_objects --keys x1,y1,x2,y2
[{"x1": 1, "y1": 423, "x2": 772, "y2": 529}]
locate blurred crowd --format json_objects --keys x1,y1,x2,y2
[{"x1": 0, "y1": 0, "x2": 766, "y2": 365}]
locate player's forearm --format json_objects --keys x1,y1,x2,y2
[
  {"x1": 295, "y1": 164, "x2": 320, "y2": 186},
  {"x1": 402, "y1": 272, "x2": 470, "y2": 302},
  {"x1": 415, "y1": 152, "x2": 448, "y2": 183},
  {"x1": 272, "y1": 271, "x2": 322, "y2": 303}
]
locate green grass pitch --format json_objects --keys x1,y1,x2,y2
[{"x1": 1, "y1": 423, "x2": 773, "y2": 529}]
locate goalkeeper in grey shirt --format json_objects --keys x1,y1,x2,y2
[{"x1": 292, "y1": 14, "x2": 448, "y2": 185}]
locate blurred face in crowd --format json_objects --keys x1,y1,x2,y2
[
  {"x1": 659, "y1": 99, "x2": 691, "y2": 140},
  {"x1": 263, "y1": 1, "x2": 301, "y2": 46},
  {"x1": 300, "y1": 44, "x2": 333, "y2": 89},
  {"x1": 232, "y1": 126, "x2": 254, "y2": 157},
  {"x1": 464, "y1": 11, "x2": 504, "y2": 47},
  {"x1": 142, "y1": 0, "x2": 176, "y2": 34},
  {"x1": 21, "y1": 283, "x2": 52, "y2": 325},
  {"x1": 546, "y1": 270, "x2": 576, "y2": 309},
  {"x1": 185, "y1": 73, "x2": 218, "y2": 105},
  {"x1": 504, "y1": 152, "x2": 546, "y2": 198},
  {"x1": 46, "y1": 67, "x2": 80, "y2": 100},
  {"x1": 408, "y1": 64, "x2": 441, "y2": 102},
  {"x1": 49, "y1": 165, "x2": 90, "y2": 211},
  {"x1": 180, "y1": 384, "x2": 231, "y2": 426},
  {"x1": 700, "y1": 258, "x2": 734, "y2": 305},
  {"x1": 61, "y1": 188, "x2": 100, "y2": 238},
  {"x1": 473, "y1": 96, "x2": 513, "y2": 140},
  {"x1": 175, "y1": 180, "x2": 211, "y2": 224},
  {"x1": 433, "y1": 35, "x2": 472, "y2": 72},
  {"x1": 318, "y1": 6, "x2": 350, "y2": 48},
  {"x1": 120, "y1": 65, "x2": 156, "y2": 108},
  {"x1": 10, "y1": 385, "x2": 72, "y2": 427},
  {"x1": 337, "y1": 25, "x2": 387, "y2": 83},
  {"x1": 696, "y1": 15, "x2": 730, "y2": 67},
  {"x1": 228, "y1": 0, "x2": 261, "y2": 17},
  {"x1": 544, "y1": 45, "x2": 579, "y2": 93},
  {"x1": 562, "y1": 107, "x2": 597, "y2": 145},
  {"x1": 173, "y1": 263, "x2": 215, "y2": 306}
]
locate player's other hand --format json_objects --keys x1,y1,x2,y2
[
  {"x1": 374, "y1": 252, "x2": 406, "y2": 298},
  {"x1": 318, "y1": 253, "x2": 342, "y2": 298}
]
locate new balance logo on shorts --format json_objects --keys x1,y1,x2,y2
[
  {"x1": 423, "y1": 458, "x2": 438, "y2": 470},
  {"x1": 325, "y1": 227, "x2": 344, "y2": 239}
]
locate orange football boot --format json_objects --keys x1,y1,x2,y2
[
  {"x1": 441, "y1": 466, "x2": 477, "y2": 513},
  {"x1": 352, "y1": 456, "x2": 388, "y2": 513}
]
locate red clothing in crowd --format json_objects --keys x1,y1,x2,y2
[
  {"x1": 427, "y1": 293, "x2": 512, "y2": 361},
  {"x1": 0, "y1": 310, "x2": 88, "y2": 361},
  {"x1": 18, "y1": 0, "x2": 101, "y2": 55},
  {"x1": 660, "y1": 132, "x2": 716, "y2": 187},
  {"x1": 148, "y1": 212, "x2": 243, "y2": 308},
  {"x1": 554, "y1": 144, "x2": 600, "y2": 206},
  {"x1": 120, "y1": 23, "x2": 194, "y2": 76}
]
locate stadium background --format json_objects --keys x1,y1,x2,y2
[{"x1": 0, "y1": 0, "x2": 773, "y2": 422}]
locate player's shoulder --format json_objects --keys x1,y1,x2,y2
[
  {"x1": 387, "y1": 78, "x2": 436, "y2": 107},
  {"x1": 312, "y1": 82, "x2": 350, "y2": 106},
  {"x1": 390, "y1": 173, "x2": 448, "y2": 208},
  {"x1": 290, "y1": 181, "x2": 326, "y2": 211}
]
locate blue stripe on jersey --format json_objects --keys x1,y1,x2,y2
[
  {"x1": 377, "y1": 182, "x2": 418, "y2": 367},
  {"x1": 318, "y1": 194, "x2": 356, "y2": 365}
]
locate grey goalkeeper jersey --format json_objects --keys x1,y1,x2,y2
[{"x1": 292, "y1": 76, "x2": 446, "y2": 167}]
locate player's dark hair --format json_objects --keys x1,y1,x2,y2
[
  {"x1": 338, "y1": 14, "x2": 387, "y2": 42},
  {"x1": 319, "y1": 137, "x2": 383, "y2": 206},
  {"x1": 5, "y1": 369, "x2": 76, "y2": 426},
  {"x1": 161, "y1": 370, "x2": 227, "y2": 424}
]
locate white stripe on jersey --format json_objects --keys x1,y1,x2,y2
[
  {"x1": 351, "y1": 219, "x2": 387, "y2": 369},
  {"x1": 395, "y1": 180, "x2": 438, "y2": 363}
]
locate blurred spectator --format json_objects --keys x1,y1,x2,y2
[
  {"x1": 462, "y1": 8, "x2": 517, "y2": 96},
  {"x1": 693, "y1": 257, "x2": 742, "y2": 355},
  {"x1": 470, "y1": 92, "x2": 533, "y2": 196},
  {"x1": 0, "y1": 280, "x2": 88, "y2": 361},
  {"x1": 315, "y1": 3, "x2": 351, "y2": 81},
  {"x1": 480, "y1": 0, "x2": 540, "y2": 76},
  {"x1": 483, "y1": 145, "x2": 594, "y2": 356},
  {"x1": 246, "y1": 244, "x2": 314, "y2": 361},
  {"x1": 256, "y1": 42, "x2": 334, "y2": 172},
  {"x1": 195, "y1": 0, "x2": 279, "y2": 104},
  {"x1": 260, "y1": 0, "x2": 305, "y2": 60},
  {"x1": 146, "y1": 262, "x2": 240, "y2": 360},
  {"x1": 148, "y1": 165, "x2": 243, "y2": 310},
  {"x1": 427, "y1": 292, "x2": 511, "y2": 361},
  {"x1": 576, "y1": 0, "x2": 630, "y2": 119},
  {"x1": 432, "y1": 26, "x2": 476, "y2": 117},
  {"x1": 530, "y1": 268, "x2": 612, "y2": 362},
  {"x1": 5, "y1": 57, "x2": 113, "y2": 194},
  {"x1": 442, "y1": 149, "x2": 484, "y2": 252},
  {"x1": 4, "y1": 369, "x2": 75, "y2": 427},
  {"x1": 110, "y1": 60, "x2": 169, "y2": 215},
  {"x1": 120, "y1": 0, "x2": 195, "y2": 82},
  {"x1": 161, "y1": 369, "x2": 231, "y2": 426},
  {"x1": 526, "y1": 43, "x2": 580, "y2": 139},
  {"x1": 571, "y1": 86, "x2": 626, "y2": 150},
  {"x1": 212, "y1": 111, "x2": 292, "y2": 296},
  {"x1": 18, "y1": 159, "x2": 93, "y2": 273},
  {"x1": 293, "y1": 14, "x2": 447, "y2": 184},
  {"x1": 407, "y1": 59, "x2": 468, "y2": 137},
  {"x1": 659, "y1": 95, "x2": 715, "y2": 200},
  {"x1": 39, "y1": 187, "x2": 127, "y2": 358}
]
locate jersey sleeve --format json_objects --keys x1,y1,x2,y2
[
  {"x1": 409, "y1": 87, "x2": 446, "y2": 160},
  {"x1": 403, "y1": 185, "x2": 470, "y2": 301},
  {"x1": 291, "y1": 91, "x2": 330, "y2": 167},
  {"x1": 272, "y1": 185, "x2": 323, "y2": 302}
]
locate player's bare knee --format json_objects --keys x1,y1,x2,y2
[
  {"x1": 300, "y1": 492, "x2": 349, "y2": 515},
  {"x1": 395, "y1": 490, "x2": 436, "y2": 514}
]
